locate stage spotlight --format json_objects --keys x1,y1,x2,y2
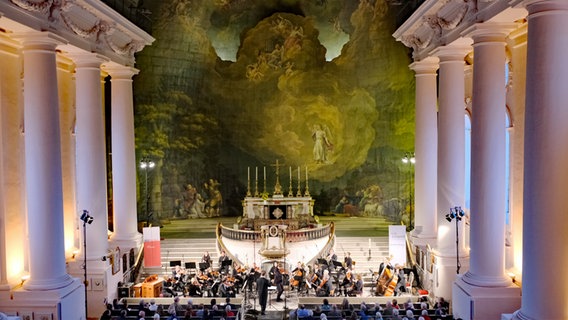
[
  {"x1": 445, "y1": 214, "x2": 452, "y2": 222},
  {"x1": 80, "y1": 210, "x2": 93, "y2": 224}
]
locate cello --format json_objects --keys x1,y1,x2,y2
[{"x1": 383, "y1": 272, "x2": 398, "y2": 296}]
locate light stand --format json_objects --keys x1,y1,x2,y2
[
  {"x1": 445, "y1": 206, "x2": 465, "y2": 274},
  {"x1": 80, "y1": 210, "x2": 94, "y2": 318},
  {"x1": 402, "y1": 152, "x2": 415, "y2": 230},
  {"x1": 140, "y1": 159, "x2": 155, "y2": 226}
]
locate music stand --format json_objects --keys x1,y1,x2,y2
[
  {"x1": 199, "y1": 262, "x2": 209, "y2": 271},
  {"x1": 332, "y1": 260, "x2": 343, "y2": 269},
  {"x1": 186, "y1": 262, "x2": 197, "y2": 276},
  {"x1": 170, "y1": 260, "x2": 182, "y2": 267}
]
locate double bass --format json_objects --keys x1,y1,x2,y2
[
  {"x1": 375, "y1": 265, "x2": 394, "y2": 296},
  {"x1": 291, "y1": 267, "x2": 304, "y2": 288}
]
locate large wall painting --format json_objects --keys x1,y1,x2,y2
[{"x1": 133, "y1": 0, "x2": 416, "y2": 226}]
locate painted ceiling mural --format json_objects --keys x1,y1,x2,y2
[{"x1": 132, "y1": 0, "x2": 415, "y2": 224}]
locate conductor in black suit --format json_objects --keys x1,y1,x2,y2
[{"x1": 256, "y1": 270, "x2": 270, "y2": 315}]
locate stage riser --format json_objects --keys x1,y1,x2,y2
[{"x1": 142, "y1": 237, "x2": 393, "y2": 280}]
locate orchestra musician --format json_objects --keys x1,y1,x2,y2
[
  {"x1": 339, "y1": 270, "x2": 353, "y2": 296},
  {"x1": 272, "y1": 264, "x2": 284, "y2": 302},
  {"x1": 306, "y1": 263, "x2": 321, "y2": 294},
  {"x1": 245, "y1": 263, "x2": 261, "y2": 292},
  {"x1": 344, "y1": 252, "x2": 353, "y2": 270},
  {"x1": 269, "y1": 261, "x2": 279, "y2": 280},
  {"x1": 219, "y1": 276, "x2": 236, "y2": 297},
  {"x1": 317, "y1": 269, "x2": 332, "y2": 297},
  {"x1": 327, "y1": 249, "x2": 338, "y2": 271},
  {"x1": 171, "y1": 265, "x2": 186, "y2": 292},
  {"x1": 202, "y1": 251, "x2": 212, "y2": 268},
  {"x1": 218, "y1": 250, "x2": 229, "y2": 274},
  {"x1": 188, "y1": 276, "x2": 203, "y2": 297},
  {"x1": 346, "y1": 273, "x2": 363, "y2": 297},
  {"x1": 290, "y1": 262, "x2": 304, "y2": 291}
]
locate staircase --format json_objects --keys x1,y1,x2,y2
[{"x1": 141, "y1": 237, "x2": 390, "y2": 281}]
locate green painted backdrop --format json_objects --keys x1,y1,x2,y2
[{"x1": 132, "y1": 0, "x2": 415, "y2": 226}]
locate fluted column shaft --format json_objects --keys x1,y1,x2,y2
[
  {"x1": 72, "y1": 54, "x2": 110, "y2": 262},
  {"x1": 514, "y1": 2, "x2": 568, "y2": 319},
  {"x1": 20, "y1": 32, "x2": 73, "y2": 290},
  {"x1": 435, "y1": 46, "x2": 469, "y2": 256},
  {"x1": 106, "y1": 66, "x2": 141, "y2": 248},
  {"x1": 462, "y1": 24, "x2": 514, "y2": 288},
  {"x1": 409, "y1": 57, "x2": 439, "y2": 240}
]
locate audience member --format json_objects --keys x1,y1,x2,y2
[
  {"x1": 358, "y1": 303, "x2": 369, "y2": 320},
  {"x1": 328, "y1": 304, "x2": 341, "y2": 317},
  {"x1": 375, "y1": 311, "x2": 383, "y2": 320},
  {"x1": 100, "y1": 310, "x2": 111, "y2": 320},
  {"x1": 225, "y1": 304, "x2": 235, "y2": 319},
  {"x1": 391, "y1": 308, "x2": 400, "y2": 320},
  {"x1": 434, "y1": 297, "x2": 449, "y2": 315},
  {"x1": 340, "y1": 298, "x2": 350, "y2": 310},
  {"x1": 138, "y1": 310, "x2": 145, "y2": 320},
  {"x1": 321, "y1": 299, "x2": 331, "y2": 311},
  {"x1": 297, "y1": 304, "x2": 313, "y2": 319},
  {"x1": 117, "y1": 310, "x2": 128, "y2": 320},
  {"x1": 404, "y1": 309, "x2": 415, "y2": 319},
  {"x1": 383, "y1": 301, "x2": 394, "y2": 316},
  {"x1": 149, "y1": 299, "x2": 159, "y2": 313},
  {"x1": 420, "y1": 309, "x2": 432, "y2": 320},
  {"x1": 392, "y1": 299, "x2": 400, "y2": 309}
]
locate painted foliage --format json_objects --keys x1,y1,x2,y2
[{"x1": 133, "y1": 0, "x2": 415, "y2": 224}]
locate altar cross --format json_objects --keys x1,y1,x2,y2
[{"x1": 271, "y1": 159, "x2": 284, "y2": 195}]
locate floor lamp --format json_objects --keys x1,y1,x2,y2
[
  {"x1": 445, "y1": 206, "x2": 465, "y2": 274},
  {"x1": 80, "y1": 210, "x2": 94, "y2": 317}
]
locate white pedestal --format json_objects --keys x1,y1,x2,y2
[{"x1": 453, "y1": 277, "x2": 521, "y2": 320}]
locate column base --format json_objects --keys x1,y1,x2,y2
[
  {"x1": 3, "y1": 278, "x2": 85, "y2": 319},
  {"x1": 67, "y1": 258, "x2": 124, "y2": 318},
  {"x1": 432, "y1": 253, "x2": 470, "y2": 299},
  {"x1": 453, "y1": 277, "x2": 521, "y2": 320}
]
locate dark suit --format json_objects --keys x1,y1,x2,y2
[
  {"x1": 273, "y1": 268, "x2": 284, "y2": 300},
  {"x1": 256, "y1": 276, "x2": 270, "y2": 314}
]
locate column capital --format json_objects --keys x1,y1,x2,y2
[
  {"x1": 103, "y1": 65, "x2": 139, "y2": 79},
  {"x1": 522, "y1": 0, "x2": 568, "y2": 13},
  {"x1": 463, "y1": 23, "x2": 518, "y2": 44},
  {"x1": 13, "y1": 31, "x2": 67, "y2": 50},
  {"x1": 409, "y1": 56, "x2": 439, "y2": 74},
  {"x1": 432, "y1": 44, "x2": 472, "y2": 62},
  {"x1": 68, "y1": 53, "x2": 108, "y2": 69}
]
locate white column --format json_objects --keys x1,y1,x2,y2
[
  {"x1": 433, "y1": 45, "x2": 470, "y2": 298},
  {"x1": 71, "y1": 53, "x2": 110, "y2": 263},
  {"x1": 19, "y1": 32, "x2": 74, "y2": 290},
  {"x1": 0, "y1": 58, "x2": 6, "y2": 288},
  {"x1": 461, "y1": 24, "x2": 513, "y2": 288},
  {"x1": 409, "y1": 57, "x2": 439, "y2": 242},
  {"x1": 105, "y1": 66, "x2": 142, "y2": 250},
  {"x1": 514, "y1": 2, "x2": 568, "y2": 319}
]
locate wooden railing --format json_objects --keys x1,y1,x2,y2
[{"x1": 218, "y1": 223, "x2": 333, "y2": 242}]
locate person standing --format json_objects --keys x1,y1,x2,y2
[
  {"x1": 273, "y1": 265, "x2": 284, "y2": 302},
  {"x1": 256, "y1": 270, "x2": 270, "y2": 315}
]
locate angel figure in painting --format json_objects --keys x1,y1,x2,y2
[{"x1": 311, "y1": 124, "x2": 333, "y2": 164}]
